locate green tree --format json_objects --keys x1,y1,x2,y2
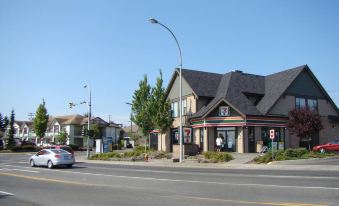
[
  {"x1": 288, "y1": 108, "x2": 323, "y2": 150},
  {"x1": 92, "y1": 124, "x2": 102, "y2": 139},
  {"x1": 56, "y1": 131, "x2": 68, "y2": 145},
  {"x1": 0, "y1": 113, "x2": 9, "y2": 132},
  {"x1": 6, "y1": 109, "x2": 16, "y2": 149},
  {"x1": 150, "y1": 70, "x2": 173, "y2": 133},
  {"x1": 34, "y1": 99, "x2": 49, "y2": 143},
  {"x1": 131, "y1": 75, "x2": 154, "y2": 136},
  {"x1": 4, "y1": 116, "x2": 9, "y2": 129},
  {"x1": 0, "y1": 113, "x2": 4, "y2": 132}
]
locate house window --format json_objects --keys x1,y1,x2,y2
[
  {"x1": 296, "y1": 97, "x2": 317, "y2": 111},
  {"x1": 171, "y1": 101, "x2": 179, "y2": 117},
  {"x1": 54, "y1": 125, "x2": 60, "y2": 133},
  {"x1": 296, "y1": 98, "x2": 306, "y2": 109},
  {"x1": 307, "y1": 99, "x2": 317, "y2": 111},
  {"x1": 182, "y1": 99, "x2": 187, "y2": 115}
]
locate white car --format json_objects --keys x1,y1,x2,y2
[{"x1": 29, "y1": 149, "x2": 75, "y2": 169}]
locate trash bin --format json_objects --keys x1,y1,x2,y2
[{"x1": 256, "y1": 140, "x2": 263, "y2": 153}]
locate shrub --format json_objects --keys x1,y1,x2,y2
[
  {"x1": 123, "y1": 150, "x2": 144, "y2": 158},
  {"x1": 11, "y1": 145, "x2": 38, "y2": 152},
  {"x1": 203, "y1": 151, "x2": 234, "y2": 162},
  {"x1": 68, "y1": 144, "x2": 80, "y2": 151},
  {"x1": 284, "y1": 148, "x2": 308, "y2": 159},
  {"x1": 90, "y1": 152, "x2": 122, "y2": 160},
  {"x1": 254, "y1": 148, "x2": 335, "y2": 164}
]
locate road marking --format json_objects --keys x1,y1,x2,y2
[
  {"x1": 3, "y1": 165, "x2": 339, "y2": 191},
  {"x1": 82, "y1": 166, "x2": 339, "y2": 180},
  {"x1": 178, "y1": 195, "x2": 328, "y2": 206},
  {"x1": 0, "y1": 190, "x2": 14, "y2": 196},
  {"x1": 0, "y1": 172, "x2": 328, "y2": 206},
  {"x1": 0, "y1": 172, "x2": 97, "y2": 186}
]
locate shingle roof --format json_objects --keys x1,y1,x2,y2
[
  {"x1": 184, "y1": 65, "x2": 319, "y2": 118},
  {"x1": 256, "y1": 65, "x2": 306, "y2": 114},
  {"x1": 181, "y1": 69, "x2": 222, "y2": 97}
]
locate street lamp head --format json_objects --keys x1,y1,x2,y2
[
  {"x1": 149, "y1": 18, "x2": 159, "y2": 24},
  {"x1": 83, "y1": 85, "x2": 87, "y2": 88}
]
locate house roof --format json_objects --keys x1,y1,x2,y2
[
  {"x1": 181, "y1": 65, "x2": 338, "y2": 118},
  {"x1": 256, "y1": 65, "x2": 305, "y2": 114},
  {"x1": 181, "y1": 69, "x2": 223, "y2": 97},
  {"x1": 54, "y1": 114, "x2": 87, "y2": 125}
]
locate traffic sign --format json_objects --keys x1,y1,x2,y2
[{"x1": 269, "y1": 129, "x2": 275, "y2": 140}]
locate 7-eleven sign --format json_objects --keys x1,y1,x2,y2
[{"x1": 183, "y1": 127, "x2": 192, "y2": 144}]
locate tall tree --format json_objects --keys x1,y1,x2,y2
[
  {"x1": 131, "y1": 75, "x2": 154, "y2": 136},
  {"x1": 92, "y1": 124, "x2": 102, "y2": 139},
  {"x1": 150, "y1": 70, "x2": 173, "y2": 133},
  {"x1": 0, "y1": 113, "x2": 9, "y2": 132},
  {"x1": 0, "y1": 113, "x2": 4, "y2": 132},
  {"x1": 6, "y1": 109, "x2": 16, "y2": 149},
  {"x1": 56, "y1": 131, "x2": 68, "y2": 145},
  {"x1": 288, "y1": 108, "x2": 323, "y2": 150},
  {"x1": 34, "y1": 99, "x2": 49, "y2": 143},
  {"x1": 3, "y1": 116, "x2": 9, "y2": 129}
]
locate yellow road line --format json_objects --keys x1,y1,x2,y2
[
  {"x1": 177, "y1": 195, "x2": 328, "y2": 206},
  {"x1": 0, "y1": 172, "x2": 329, "y2": 206},
  {"x1": 0, "y1": 172, "x2": 95, "y2": 187}
]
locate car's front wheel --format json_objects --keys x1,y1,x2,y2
[
  {"x1": 66, "y1": 164, "x2": 73, "y2": 168},
  {"x1": 30, "y1": 159, "x2": 35, "y2": 167},
  {"x1": 47, "y1": 160, "x2": 53, "y2": 169}
]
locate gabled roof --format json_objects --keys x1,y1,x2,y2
[
  {"x1": 256, "y1": 65, "x2": 306, "y2": 114},
  {"x1": 191, "y1": 71, "x2": 265, "y2": 118},
  {"x1": 180, "y1": 64, "x2": 338, "y2": 119},
  {"x1": 181, "y1": 69, "x2": 223, "y2": 98},
  {"x1": 54, "y1": 114, "x2": 87, "y2": 125},
  {"x1": 166, "y1": 68, "x2": 222, "y2": 98}
]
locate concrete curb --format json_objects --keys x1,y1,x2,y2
[{"x1": 75, "y1": 156, "x2": 339, "y2": 171}]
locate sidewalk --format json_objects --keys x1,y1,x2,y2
[{"x1": 75, "y1": 153, "x2": 339, "y2": 171}]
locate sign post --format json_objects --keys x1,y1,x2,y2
[{"x1": 269, "y1": 129, "x2": 275, "y2": 160}]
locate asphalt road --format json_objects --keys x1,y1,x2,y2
[{"x1": 0, "y1": 152, "x2": 339, "y2": 206}]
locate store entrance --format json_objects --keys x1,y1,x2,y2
[{"x1": 217, "y1": 127, "x2": 236, "y2": 152}]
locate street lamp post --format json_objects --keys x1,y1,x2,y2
[
  {"x1": 84, "y1": 85, "x2": 91, "y2": 159},
  {"x1": 149, "y1": 18, "x2": 184, "y2": 162}
]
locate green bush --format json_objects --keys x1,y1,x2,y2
[
  {"x1": 284, "y1": 148, "x2": 308, "y2": 159},
  {"x1": 123, "y1": 150, "x2": 144, "y2": 158},
  {"x1": 90, "y1": 152, "x2": 122, "y2": 160},
  {"x1": 68, "y1": 144, "x2": 80, "y2": 151},
  {"x1": 203, "y1": 151, "x2": 234, "y2": 162},
  {"x1": 254, "y1": 148, "x2": 336, "y2": 163},
  {"x1": 11, "y1": 145, "x2": 39, "y2": 152}
]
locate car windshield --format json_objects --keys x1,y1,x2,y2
[{"x1": 51, "y1": 149, "x2": 69, "y2": 154}]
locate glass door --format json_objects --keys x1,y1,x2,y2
[{"x1": 226, "y1": 130, "x2": 236, "y2": 152}]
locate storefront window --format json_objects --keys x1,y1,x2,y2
[{"x1": 171, "y1": 129, "x2": 179, "y2": 144}]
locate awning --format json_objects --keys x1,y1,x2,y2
[{"x1": 328, "y1": 115, "x2": 339, "y2": 123}]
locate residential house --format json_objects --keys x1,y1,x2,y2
[
  {"x1": 157, "y1": 65, "x2": 339, "y2": 155},
  {"x1": 3, "y1": 114, "x2": 121, "y2": 148}
]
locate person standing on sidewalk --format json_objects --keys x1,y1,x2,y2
[{"x1": 216, "y1": 134, "x2": 223, "y2": 152}]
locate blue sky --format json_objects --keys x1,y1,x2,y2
[{"x1": 1, "y1": 0, "x2": 339, "y2": 126}]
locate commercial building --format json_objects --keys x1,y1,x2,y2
[{"x1": 156, "y1": 65, "x2": 339, "y2": 154}]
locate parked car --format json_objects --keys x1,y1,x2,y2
[
  {"x1": 45, "y1": 145, "x2": 74, "y2": 154},
  {"x1": 29, "y1": 149, "x2": 74, "y2": 169},
  {"x1": 312, "y1": 140, "x2": 339, "y2": 153}
]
